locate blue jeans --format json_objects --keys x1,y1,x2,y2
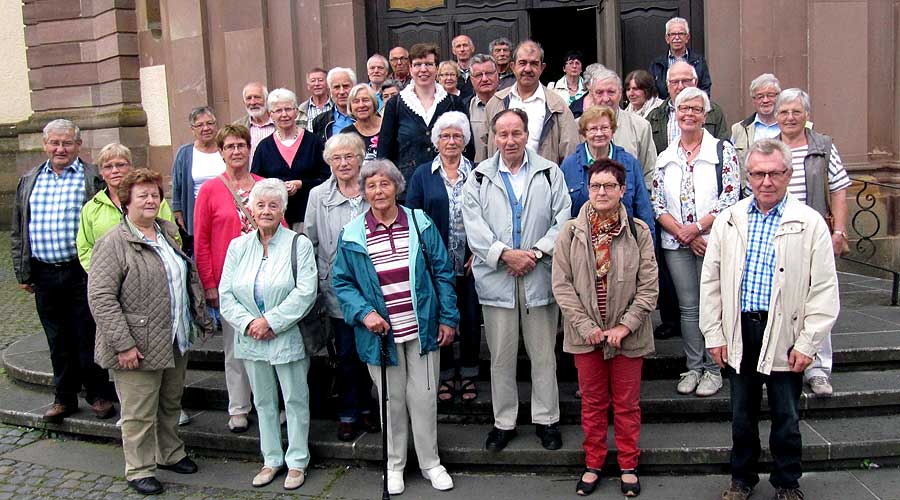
[
  {"x1": 331, "y1": 317, "x2": 376, "y2": 423},
  {"x1": 728, "y1": 312, "x2": 803, "y2": 490}
]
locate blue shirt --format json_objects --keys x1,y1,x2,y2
[
  {"x1": 752, "y1": 114, "x2": 781, "y2": 140},
  {"x1": 740, "y1": 195, "x2": 787, "y2": 312},
  {"x1": 331, "y1": 107, "x2": 354, "y2": 137},
  {"x1": 28, "y1": 159, "x2": 85, "y2": 263}
]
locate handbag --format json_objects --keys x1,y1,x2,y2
[{"x1": 290, "y1": 232, "x2": 335, "y2": 359}]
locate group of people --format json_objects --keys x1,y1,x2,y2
[{"x1": 10, "y1": 15, "x2": 847, "y2": 500}]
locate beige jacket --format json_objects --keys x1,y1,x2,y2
[
  {"x1": 552, "y1": 203, "x2": 658, "y2": 357},
  {"x1": 699, "y1": 194, "x2": 839, "y2": 374},
  {"x1": 88, "y1": 219, "x2": 214, "y2": 370}
]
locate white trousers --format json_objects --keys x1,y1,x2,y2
[{"x1": 222, "y1": 319, "x2": 253, "y2": 415}]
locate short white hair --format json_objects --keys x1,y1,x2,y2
[
  {"x1": 242, "y1": 82, "x2": 269, "y2": 100},
  {"x1": 266, "y1": 88, "x2": 297, "y2": 110},
  {"x1": 666, "y1": 61, "x2": 698, "y2": 82},
  {"x1": 582, "y1": 63, "x2": 608, "y2": 86},
  {"x1": 43, "y1": 119, "x2": 80, "y2": 141},
  {"x1": 326, "y1": 67, "x2": 358, "y2": 88},
  {"x1": 776, "y1": 88, "x2": 811, "y2": 114},
  {"x1": 747, "y1": 138, "x2": 793, "y2": 173},
  {"x1": 430, "y1": 111, "x2": 471, "y2": 148},
  {"x1": 749, "y1": 73, "x2": 781, "y2": 96},
  {"x1": 588, "y1": 68, "x2": 621, "y2": 90},
  {"x1": 665, "y1": 17, "x2": 690, "y2": 35},
  {"x1": 674, "y1": 86, "x2": 711, "y2": 112},
  {"x1": 367, "y1": 54, "x2": 388, "y2": 69},
  {"x1": 249, "y1": 178, "x2": 288, "y2": 211},
  {"x1": 359, "y1": 159, "x2": 406, "y2": 196}
]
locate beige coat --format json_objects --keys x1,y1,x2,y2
[
  {"x1": 552, "y1": 203, "x2": 658, "y2": 357},
  {"x1": 699, "y1": 194, "x2": 839, "y2": 374},
  {"x1": 88, "y1": 219, "x2": 214, "y2": 370}
]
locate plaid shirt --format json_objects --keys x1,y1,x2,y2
[
  {"x1": 28, "y1": 159, "x2": 85, "y2": 263},
  {"x1": 740, "y1": 195, "x2": 787, "y2": 312},
  {"x1": 666, "y1": 100, "x2": 680, "y2": 146}
]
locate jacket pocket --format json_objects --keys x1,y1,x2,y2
[{"x1": 124, "y1": 313, "x2": 150, "y2": 353}]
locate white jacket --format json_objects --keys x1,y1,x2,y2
[{"x1": 699, "y1": 194, "x2": 839, "y2": 374}]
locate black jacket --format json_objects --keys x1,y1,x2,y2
[
  {"x1": 250, "y1": 133, "x2": 330, "y2": 225},
  {"x1": 649, "y1": 50, "x2": 712, "y2": 100}
]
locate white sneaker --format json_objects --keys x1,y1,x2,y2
[
  {"x1": 178, "y1": 410, "x2": 191, "y2": 426},
  {"x1": 695, "y1": 371, "x2": 723, "y2": 397},
  {"x1": 387, "y1": 470, "x2": 405, "y2": 495},
  {"x1": 422, "y1": 464, "x2": 454, "y2": 491},
  {"x1": 228, "y1": 414, "x2": 249, "y2": 433},
  {"x1": 807, "y1": 376, "x2": 833, "y2": 396},
  {"x1": 676, "y1": 370, "x2": 702, "y2": 394}
]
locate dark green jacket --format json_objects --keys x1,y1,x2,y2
[{"x1": 646, "y1": 98, "x2": 729, "y2": 154}]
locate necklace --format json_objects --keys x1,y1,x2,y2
[
  {"x1": 276, "y1": 129, "x2": 298, "y2": 142},
  {"x1": 679, "y1": 137, "x2": 702, "y2": 158}
]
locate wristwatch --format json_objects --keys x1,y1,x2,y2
[
  {"x1": 695, "y1": 221, "x2": 704, "y2": 233},
  {"x1": 833, "y1": 230, "x2": 848, "y2": 241},
  {"x1": 532, "y1": 248, "x2": 544, "y2": 260}
]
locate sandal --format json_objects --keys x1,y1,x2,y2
[
  {"x1": 576, "y1": 467, "x2": 602, "y2": 496},
  {"x1": 437, "y1": 380, "x2": 456, "y2": 402},
  {"x1": 459, "y1": 378, "x2": 478, "y2": 401},
  {"x1": 620, "y1": 468, "x2": 641, "y2": 497}
]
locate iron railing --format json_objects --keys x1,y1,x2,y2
[{"x1": 843, "y1": 177, "x2": 900, "y2": 305}]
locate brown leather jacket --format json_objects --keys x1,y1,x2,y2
[{"x1": 552, "y1": 203, "x2": 658, "y2": 357}]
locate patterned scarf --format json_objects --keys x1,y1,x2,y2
[{"x1": 588, "y1": 206, "x2": 623, "y2": 321}]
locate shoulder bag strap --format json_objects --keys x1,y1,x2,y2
[{"x1": 217, "y1": 175, "x2": 257, "y2": 230}]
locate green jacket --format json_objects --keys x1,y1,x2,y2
[
  {"x1": 77, "y1": 188, "x2": 177, "y2": 271},
  {"x1": 646, "y1": 98, "x2": 729, "y2": 154}
]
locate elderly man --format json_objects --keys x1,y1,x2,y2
[
  {"x1": 311, "y1": 67, "x2": 357, "y2": 143},
  {"x1": 466, "y1": 53, "x2": 500, "y2": 163},
  {"x1": 388, "y1": 46, "x2": 411, "y2": 89},
  {"x1": 298, "y1": 67, "x2": 332, "y2": 131},
  {"x1": 452, "y1": 34, "x2": 476, "y2": 96},
  {"x1": 571, "y1": 67, "x2": 658, "y2": 188},
  {"x1": 11, "y1": 119, "x2": 116, "y2": 423},
  {"x1": 484, "y1": 40, "x2": 578, "y2": 165},
  {"x1": 366, "y1": 54, "x2": 389, "y2": 110},
  {"x1": 462, "y1": 109, "x2": 571, "y2": 453},
  {"x1": 489, "y1": 37, "x2": 516, "y2": 90},
  {"x1": 701, "y1": 139, "x2": 838, "y2": 500},
  {"x1": 649, "y1": 16, "x2": 712, "y2": 99},
  {"x1": 233, "y1": 81, "x2": 275, "y2": 161},
  {"x1": 732, "y1": 74, "x2": 782, "y2": 168},
  {"x1": 646, "y1": 61, "x2": 728, "y2": 155}
]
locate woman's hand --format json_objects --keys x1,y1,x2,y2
[
  {"x1": 247, "y1": 317, "x2": 272, "y2": 340},
  {"x1": 363, "y1": 311, "x2": 391, "y2": 336},
  {"x1": 586, "y1": 327, "x2": 605, "y2": 345},
  {"x1": 117, "y1": 347, "x2": 144, "y2": 370},
  {"x1": 285, "y1": 180, "x2": 303, "y2": 196},
  {"x1": 464, "y1": 254, "x2": 474, "y2": 276},
  {"x1": 437, "y1": 324, "x2": 455, "y2": 347},
  {"x1": 604, "y1": 325, "x2": 631, "y2": 349},
  {"x1": 674, "y1": 221, "x2": 700, "y2": 245},
  {"x1": 689, "y1": 237, "x2": 707, "y2": 257},
  {"x1": 204, "y1": 288, "x2": 219, "y2": 308}
]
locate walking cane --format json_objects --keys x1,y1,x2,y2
[{"x1": 380, "y1": 332, "x2": 391, "y2": 500}]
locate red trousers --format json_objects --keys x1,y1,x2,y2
[{"x1": 574, "y1": 351, "x2": 643, "y2": 470}]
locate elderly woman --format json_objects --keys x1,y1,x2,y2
[
  {"x1": 624, "y1": 70, "x2": 663, "y2": 119},
  {"x1": 219, "y1": 179, "x2": 318, "y2": 490},
  {"x1": 332, "y1": 159, "x2": 459, "y2": 495},
  {"x1": 171, "y1": 106, "x2": 224, "y2": 252},
  {"x1": 195, "y1": 125, "x2": 265, "y2": 433},
  {"x1": 437, "y1": 60, "x2": 461, "y2": 96},
  {"x1": 88, "y1": 169, "x2": 214, "y2": 496},
  {"x1": 775, "y1": 88, "x2": 851, "y2": 397},
  {"x1": 549, "y1": 51, "x2": 587, "y2": 106},
  {"x1": 379, "y1": 79, "x2": 401, "y2": 107},
  {"x1": 560, "y1": 106, "x2": 656, "y2": 238},
  {"x1": 553, "y1": 159, "x2": 658, "y2": 497},
  {"x1": 406, "y1": 111, "x2": 481, "y2": 403},
  {"x1": 251, "y1": 88, "x2": 330, "y2": 230},
  {"x1": 342, "y1": 83, "x2": 382, "y2": 160},
  {"x1": 651, "y1": 87, "x2": 740, "y2": 397},
  {"x1": 304, "y1": 133, "x2": 378, "y2": 442},
  {"x1": 377, "y1": 43, "x2": 472, "y2": 183}
]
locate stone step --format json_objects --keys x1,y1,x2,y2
[{"x1": 0, "y1": 373, "x2": 898, "y2": 472}]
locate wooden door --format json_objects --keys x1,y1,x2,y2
[{"x1": 619, "y1": 0, "x2": 704, "y2": 78}]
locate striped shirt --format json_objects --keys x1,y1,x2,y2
[
  {"x1": 666, "y1": 101, "x2": 680, "y2": 146},
  {"x1": 304, "y1": 98, "x2": 333, "y2": 132},
  {"x1": 28, "y1": 160, "x2": 85, "y2": 263},
  {"x1": 740, "y1": 196, "x2": 786, "y2": 312},
  {"x1": 247, "y1": 117, "x2": 276, "y2": 162},
  {"x1": 788, "y1": 143, "x2": 852, "y2": 203},
  {"x1": 365, "y1": 209, "x2": 418, "y2": 343}
]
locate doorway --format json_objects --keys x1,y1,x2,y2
[{"x1": 529, "y1": 6, "x2": 598, "y2": 87}]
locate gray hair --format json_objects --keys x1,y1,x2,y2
[
  {"x1": 489, "y1": 37, "x2": 512, "y2": 52},
  {"x1": 513, "y1": 40, "x2": 544, "y2": 63},
  {"x1": 242, "y1": 82, "x2": 269, "y2": 100},
  {"x1": 666, "y1": 61, "x2": 698, "y2": 82},
  {"x1": 749, "y1": 73, "x2": 781, "y2": 96},
  {"x1": 267, "y1": 88, "x2": 298, "y2": 110},
  {"x1": 747, "y1": 138, "x2": 793, "y2": 173},
  {"x1": 367, "y1": 54, "x2": 388, "y2": 69},
  {"x1": 776, "y1": 88, "x2": 811, "y2": 114},
  {"x1": 665, "y1": 17, "x2": 690, "y2": 35},
  {"x1": 430, "y1": 111, "x2": 471, "y2": 148},
  {"x1": 323, "y1": 133, "x2": 365, "y2": 165},
  {"x1": 380, "y1": 80, "x2": 400, "y2": 93},
  {"x1": 347, "y1": 84, "x2": 379, "y2": 119},
  {"x1": 470, "y1": 53, "x2": 498, "y2": 72},
  {"x1": 359, "y1": 159, "x2": 406, "y2": 196},
  {"x1": 674, "y1": 86, "x2": 711, "y2": 112},
  {"x1": 249, "y1": 178, "x2": 289, "y2": 211},
  {"x1": 188, "y1": 106, "x2": 216, "y2": 125},
  {"x1": 326, "y1": 67, "x2": 358, "y2": 88},
  {"x1": 582, "y1": 63, "x2": 608, "y2": 86},
  {"x1": 42, "y1": 119, "x2": 81, "y2": 141},
  {"x1": 588, "y1": 67, "x2": 621, "y2": 90}
]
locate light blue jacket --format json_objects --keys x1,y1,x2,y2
[
  {"x1": 219, "y1": 225, "x2": 318, "y2": 364},
  {"x1": 331, "y1": 207, "x2": 459, "y2": 366}
]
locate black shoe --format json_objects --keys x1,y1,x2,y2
[
  {"x1": 337, "y1": 421, "x2": 357, "y2": 442},
  {"x1": 485, "y1": 426, "x2": 517, "y2": 452},
  {"x1": 620, "y1": 468, "x2": 641, "y2": 497},
  {"x1": 536, "y1": 423, "x2": 562, "y2": 450},
  {"x1": 653, "y1": 323, "x2": 681, "y2": 339},
  {"x1": 128, "y1": 477, "x2": 164, "y2": 495},
  {"x1": 156, "y1": 456, "x2": 198, "y2": 474},
  {"x1": 576, "y1": 467, "x2": 602, "y2": 496}
]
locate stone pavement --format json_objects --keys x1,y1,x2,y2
[{"x1": 0, "y1": 233, "x2": 42, "y2": 352}]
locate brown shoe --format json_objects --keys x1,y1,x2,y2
[
  {"x1": 722, "y1": 479, "x2": 753, "y2": 500},
  {"x1": 91, "y1": 399, "x2": 116, "y2": 419},
  {"x1": 44, "y1": 403, "x2": 76, "y2": 423}
]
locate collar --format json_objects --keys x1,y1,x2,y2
[
  {"x1": 753, "y1": 113, "x2": 778, "y2": 128},
  {"x1": 748, "y1": 194, "x2": 788, "y2": 217},
  {"x1": 41, "y1": 157, "x2": 83, "y2": 175},
  {"x1": 667, "y1": 48, "x2": 690, "y2": 61},
  {"x1": 430, "y1": 155, "x2": 473, "y2": 175},
  {"x1": 125, "y1": 215, "x2": 162, "y2": 242},
  {"x1": 498, "y1": 152, "x2": 529, "y2": 174},
  {"x1": 309, "y1": 98, "x2": 333, "y2": 111},
  {"x1": 399, "y1": 83, "x2": 448, "y2": 122},
  {"x1": 583, "y1": 142, "x2": 612, "y2": 164},
  {"x1": 510, "y1": 83, "x2": 545, "y2": 104},
  {"x1": 365, "y1": 206, "x2": 408, "y2": 233},
  {"x1": 248, "y1": 115, "x2": 274, "y2": 127},
  {"x1": 333, "y1": 106, "x2": 351, "y2": 119}
]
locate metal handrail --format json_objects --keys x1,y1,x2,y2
[{"x1": 843, "y1": 177, "x2": 900, "y2": 305}]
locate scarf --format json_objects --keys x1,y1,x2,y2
[{"x1": 588, "y1": 206, "x2": 623, "y2": 322}]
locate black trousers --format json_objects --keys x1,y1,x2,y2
[
  {"x1": 31, "y1": 259, "x2": 109, "y2": 406},
  {"x1": 728, "y1": 311, "x2": 803, "y2": 490},
  {"x1": 439, "y1": 273, "x2": 481, "y2": 377}
]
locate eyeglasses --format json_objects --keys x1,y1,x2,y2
[
  {"x1": 389, "y1": 56, "x2": 409, "y2": 63},
  {"x1": 777, "y1": 109, "x2": 806, "y2": 118},
  {"x1": 223, "y1": 143, "x2": 249, "y2": 152},
  {"x1": 329, "y1": 154, "x2": 360, "y2": 164},
  {"x1": 270, "y1": 107, "x2": 296, "y2": 115},
  {"x1": 668, "y1": 78, "x2": 695, "y2": 87},
  {"x1": 471, "y1": 71, "x2": 497, "y2": 80},
  {"x1": 411, "y1": 61, "x2": 436, "y2": 69},
  {"x1": 46, "y1": 140, "x2": 78, "y2": 148},
  {"x1": 753, "y1": 92, "x2": 778, "y2": 101},
  {"x1": 438, "y1": 133, "x2": 465, "y2": 142},
  {"x1": 585, "y1": 125, "x2": 612, "y2": 134},
  {"x1": 677, "y1": 105, "x2": 705, "y2": 114},
  {"x1": 666, "y1": 31, "x2": 688, "y2": 39},
  {"x1": 747, "y1": 169, "x2": 789, "y2": 181},
  {"x1": 191, "y1": 120, "x2": 217, "y2": 129},
  {"x1": 101, "y1": 161, "x2": 130, "y2": 171},
  {"x1": 589, "y1": 182, "x2": 620, "y2": 193}
]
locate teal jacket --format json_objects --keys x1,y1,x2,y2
[
  {"x1": 331, "y1": 207, "x2": 459, "y2": 366},
  {"x1": 219, "y1": 225, "x2": 318, "y2": 364}
]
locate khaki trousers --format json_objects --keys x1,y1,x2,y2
[
  {"x1": 483, "y1": 279, "x2": 560, "y2": 430},
  {"x1": 222, "y1": 319, "x2": 253, "y2": 415},
  {"x1": 367, "y1": 338, "x2": 441, "y2": 472},
  {"x1": 112, "y1": 345, "x2": 188, "y2": 481}
]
